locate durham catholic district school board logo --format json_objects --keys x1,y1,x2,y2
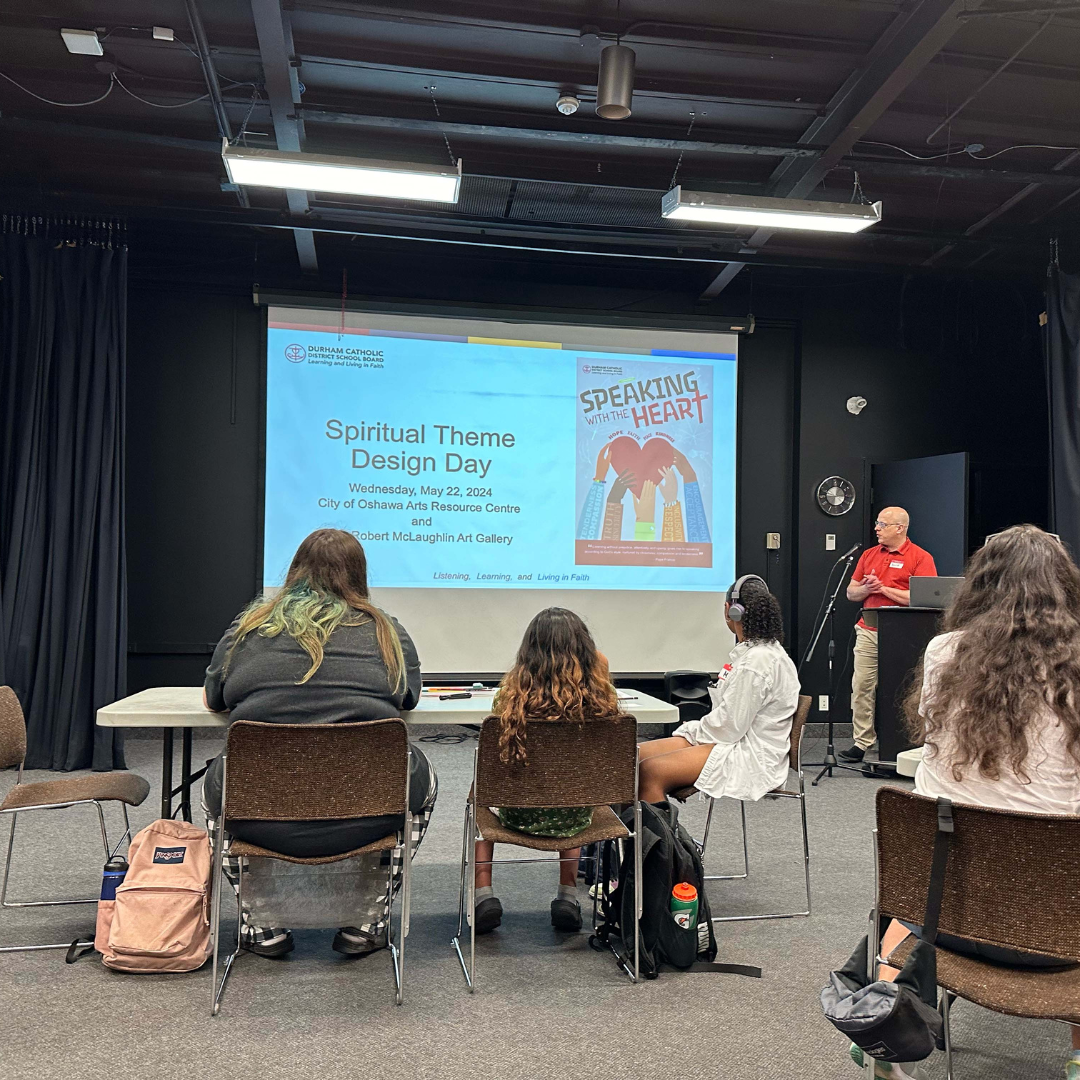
[{"x1": 285, "y1": 344, "x2": 306, "y2": 363}]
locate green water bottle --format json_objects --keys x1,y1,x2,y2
[{"x1": 671, "y1": 881, "x2": 698, "y2": 929}]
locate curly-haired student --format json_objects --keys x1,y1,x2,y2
[{"x1": 473, "y1": 607, "x2": 620, "y2": 935}]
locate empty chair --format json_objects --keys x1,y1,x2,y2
[
  {"x1": 209, "y1": 719, "x2": 416, "y2": 1013},
  {"x1": 0, "y1": 685, "x2": 150, "y2": 953}
]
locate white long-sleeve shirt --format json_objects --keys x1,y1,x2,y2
[
  {"x1": 914, "y1": 631, "x2": 1080, "y2": 816},
  {"x1": 674, "y1": 639, "x2": 801, "y2": 802}
]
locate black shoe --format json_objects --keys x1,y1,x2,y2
[
  {"x1": 838, "y1": 745, "x2": 865, "y2": 763},
  {"x1": 332, "y1": 927, "x2": 383, "y2": 956},
  {"x1": 240, "y1": 930, "x2": 294, "y2": 958},
  {"x1": 474, "y1": 896, "x2": 503, "y2": 934},
  {"x1": 550, "y1": 896, "x2": 583, "y2": 932}
]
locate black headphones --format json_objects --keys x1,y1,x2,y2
[{"x1": 727, "y1": 574, "x2": 768, "y2": 623}]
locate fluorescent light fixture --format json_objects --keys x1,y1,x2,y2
[
  {"x1": 221, "y1": 142, "x2": 462, "y2": 203},
  {"x1": 61, "y1": 28, "x2": 104, "y2": 56},
  {"x1": 662, "y1": 186, "x2": 882, "y2": 233}
]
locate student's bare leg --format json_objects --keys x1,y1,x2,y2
[
  {"x1": 559, "y1": 847, "x2": 581, "y2": 887},
  {"x1": 638, "y1": 736, "x2": 693, "y2": 761},
  {"x1": 475, "y1": 839, "x2": 494, "y2": 888},
  {"x1": 638, "y1": 742, "x2": 715, "y2": 803}
]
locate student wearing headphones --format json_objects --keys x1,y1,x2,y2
[{"x1": 638, "y1": 575, "x2": 801, "y2": 804}]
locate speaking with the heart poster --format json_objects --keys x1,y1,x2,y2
[{"x1": 575, "y1": 357, "x2": 713, "y2": 568}]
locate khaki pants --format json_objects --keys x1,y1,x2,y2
[{"x1": 851, "y1": 626, "x2": 878, "y2": 750}]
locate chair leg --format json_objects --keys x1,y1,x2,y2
[
  {"x1": 799, "y1": 790, "x2": 812, "y2": 916},
  {"x1": 702, "y1": 799, "x2": 750, "y2": 882},
  {"x1": 0, "y1": 803, "x2": 102, "y2": 954},
  {"x1": 467, "y1": 804, "x2": 477, "y2": 993},
  {"x1": 941, "y1": 988, "x2": 954, "y2": 1079},
  {"x1": 396, "y1": 817, "x2": 412, "y2": 1006},
  {"x1": 634, "y1": 802, "x2": 644, "y2": 983},
  {"x1": 709, "y1": 795, "x2": 811, "y2": 922},
  {"x1": 451, "y1": 802, "x2": 475, "y2": 988},
  {"x1": 211, "y1": 822, "x2": 239, "y2": 1016}
]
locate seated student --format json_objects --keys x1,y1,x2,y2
[
  {"x1": 869, "y1": 525, "x2": 1080, "y2": 1080},
  {"x1": 638, "y1": 575, "x2": 800, "y2": 805},
  {"x1": 473, "y1": 607, "x2": 620, "y2": 935},
  {"x1": 201, "y1": 528, "x2": 437, "y2": 959}
]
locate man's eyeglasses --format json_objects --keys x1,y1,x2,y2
[{"x1": 874, "y1": 521, "x2": 904, "y2": 529}]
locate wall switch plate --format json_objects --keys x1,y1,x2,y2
[
  {"x1": 825, "y1": 534, "x2": 836, "y2": 550},
  {"x1": 766, "y1": 532, "x2": 780, "y2": 550},
  {"x1": 818, "y1": 695, "x2": 829, "y2": 711}
]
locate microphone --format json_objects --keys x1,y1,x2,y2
[{"x1": 836, "y1": 542, "x2": 860, "y2": 561}]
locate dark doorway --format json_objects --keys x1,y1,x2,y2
[{"x1": 871, "y1": 452, "x2": 968, "y2": 576}]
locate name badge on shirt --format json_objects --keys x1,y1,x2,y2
[
  {"x1": 889, "y1": 560, "x2": 904, "y2": 568},
  {"x1": 717, "y1": 663, "x2": 733, "y2": 682}
]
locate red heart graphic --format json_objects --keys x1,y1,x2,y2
[{"x1": 608, "y1": 436, "x2": 675, "y2": 497}]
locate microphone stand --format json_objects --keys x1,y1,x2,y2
[{"x1": 800, "y1": 547, "x2": 862, "y2": 785}]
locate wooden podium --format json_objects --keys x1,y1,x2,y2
[{"x1": 875, "y1": 607, "x2": 941, "y2": 763}]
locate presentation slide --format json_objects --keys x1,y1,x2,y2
[{"x1": 264, "y1": 307, "x2": 738, "y2": 673}]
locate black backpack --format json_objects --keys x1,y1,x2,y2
[{"x1": 590, "y1": 800, "x2": 761, "y2": 980}]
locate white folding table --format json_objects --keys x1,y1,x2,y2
[{"x1": 97, "y1": 686, "x2": 678, "y2": 821}]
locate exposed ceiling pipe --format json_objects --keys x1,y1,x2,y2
[{"x1": 184, "y1": 0, "x2": 249, "y2": 208}]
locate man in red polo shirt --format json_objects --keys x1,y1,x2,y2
[{"x1": 838, "y1": 506, "x2": 937, "y2": 763}]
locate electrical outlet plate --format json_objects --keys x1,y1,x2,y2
[
  {"x1": 826, "y1": 534, "x2": 836, "y2": 551},
  {"x1": 818, "y1": 695, "x2": 829, "y2": 711},
  {"x1": 766, "y1": 532, "x2": 780, "y2": 550}
]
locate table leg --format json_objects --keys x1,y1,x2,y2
[
  {"x1": 180, "y1": 728, "x2": 193, "y2": 823},
  {"x1": 161, "y1": 728, "x2": 174, "y2": 820}
]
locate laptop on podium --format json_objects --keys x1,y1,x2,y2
[{"x1": 910, "y1": 576, "x2": 963, "y2": 610}]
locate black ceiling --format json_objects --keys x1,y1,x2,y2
[{"x1": 2, "y1": 0, "x2": 1078, "y2": 291}]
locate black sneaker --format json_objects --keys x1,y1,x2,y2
[
  {"x1": 474, "y1": 896, "x2": 503, "y2": 934},
  {"x1": 838, "y1": 745, "x2": 865, "y2": 763},
  {"x1": 550, "y1": 896, "x2": 583, "y2": 932},
  {"x1": 239, "y1": 929, "x2": 294, "y2": 958},
  {"x1": 332, "y1": 926, "x2": 384, "y2": 956}
]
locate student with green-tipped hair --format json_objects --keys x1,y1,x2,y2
[{"x1": 201, "y1": 528, "x2": 437, "y2": 959}]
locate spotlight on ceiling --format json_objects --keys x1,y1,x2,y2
[
  {"x1": 221, "y1": 143, "x2": 462, "y2": 203},
  {"x1": 556, "y1": 94, "x2": 580, "y2": 116},
  {"x1": 596, "y1": 44, "x2": 635, "y2": 120},
  {"x1": 661, "y1": 187, "x2": 883, "y2": 233},
  {"x1": 60, "y1": 28, "x2": 104, "y2": 56}
]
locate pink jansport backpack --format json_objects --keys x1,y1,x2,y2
[{"x1": 96, "y1": 819, "x2": 212, "y2": 972}]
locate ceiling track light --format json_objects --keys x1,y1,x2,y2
[
  {"x1": 596, "y1": 44, "x2": 635, "y2": 120},
  {"x1": 661, "y1": 187, "x2": 883, "y2": 234},
  {"x1": 221, "y1": 143, "x2": 462, "y2": 203}
]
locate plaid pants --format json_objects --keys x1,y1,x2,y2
[{"x1": 206, "y1": 787, "x2": 435, "y2": 948}]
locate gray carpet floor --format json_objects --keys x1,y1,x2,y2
[{"x1": 0, "y1": 730, "x2": 1069, "y2": 1080}]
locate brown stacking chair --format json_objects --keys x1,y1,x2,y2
[
  {"x1": 0, "y1": 685, "x2": 150, "y2": 953},
  {"x1": 872, "y1": 787, "x2": 1080, "y2": 1079},
  {"x1": 673, "y1": 694, "x2": 813, "y2": 922},
  {"x1": 452, "y1": 714, "x2": 641, "y2": 990},
  {"x1": 210, "y1": 719, "x2": 414, "y2": 1015}
]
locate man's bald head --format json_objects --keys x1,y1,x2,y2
[{"x1": 875, "y1": 506, "x2": 909, "y2": 550}]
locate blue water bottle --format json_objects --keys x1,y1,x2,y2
[{"x1": 101, "y1": 855, "x2": 128, "y2": 900}]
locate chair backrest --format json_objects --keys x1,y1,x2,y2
[
  {"x1": 875, "y1": 787, "x2": 1080, "y2": 962},
  {"x1": 475, "y1": 713, "x2": 637, "y2": 808},
  {"x1": 0, "y1": 687, "x2": 27, "y2": 771},
  {"x1": 789, "y1": 694, "x2": 813, "y2": 772},
  {"x1": 222, "y1": 719, "x2": 409, "y2": 822}
]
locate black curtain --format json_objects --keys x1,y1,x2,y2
[
  {"x1": 0, "y1": 228, "x2": 128, "y2": 770},
  {"x1": 1047, "y1": 266, "x2": 1080, "y2": 558}
]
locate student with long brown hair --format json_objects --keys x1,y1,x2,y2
[
  {"x1": 201, "y1": 528, "x2": 437, "y2": 959},
  {"x1": 473, "y1": 607, "x2": 619, "y2": 935},
  {"x1": 868, "y1": 525, "x2": 1080, "y2": 1080}
]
